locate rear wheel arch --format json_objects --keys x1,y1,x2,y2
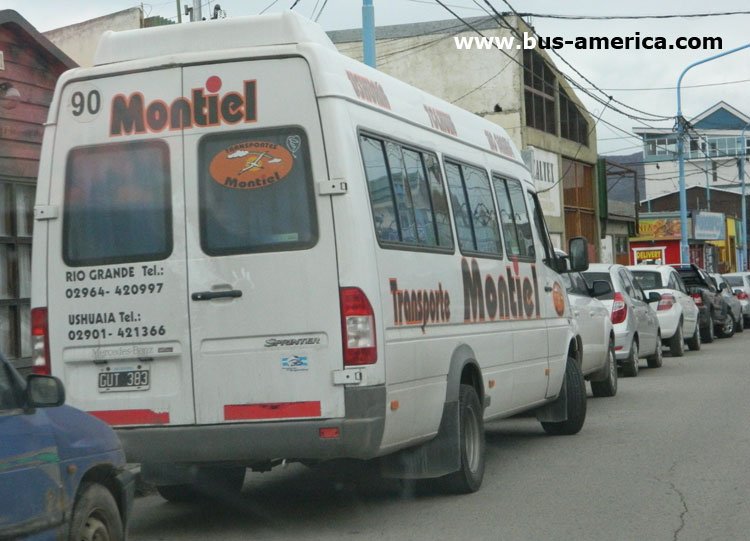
[
  {"x1": 446, "y1": 344, "x2": 484, "y2": 408},
  {"x1": 568, "y1": 338, "x2": 581, "y2": 369}
]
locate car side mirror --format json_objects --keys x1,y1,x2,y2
[
  {"x1": 566, "y1": 237, "x2": 589, "y2": 273},
  {"x1": 590, "y1": 280, "x2": 612, "y2": 297},
  {"x1": 647, "y1": 291, "x2": 662, "y2": 303},
  {"x1": 25, "y1": 375, "x2": 65, "y2": 408},
  {"x1": 719, "y1": 282, "x2": 728, "y2": 292}
]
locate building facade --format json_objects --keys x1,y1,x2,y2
[{"x1": 0, "y1": 10, "x2": 75, "y2": 367}]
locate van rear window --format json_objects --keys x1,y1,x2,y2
[
  {"x1": 63, "y1": 141, "x2": 172, "y2": 266},
  {"x1": 199, "y1": 128, "x2": 317, "y2": 255}
]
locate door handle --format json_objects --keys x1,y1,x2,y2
[
  {"x1": 544, "y1": 286, "x2": 553, "y2": 292},
  {"x1": 191, "y1": 289, "x2": 243, "y2": 301}
]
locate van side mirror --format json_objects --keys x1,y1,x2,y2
[
  {"x1": 718, "y1": 282, "x2": 728, "y2": 292},
  {"x1": 647, "y1": 291, "x2": 662, "y2": 304},
  {"x1": 590, "y1": 280, "x2": 612, "y2": 297},
  {"x1": 25, "y1": 375, "x2": 65, "y2": 408},
  {"x1": 566, "y1": 237, "x2": 589, "y2": 273}
]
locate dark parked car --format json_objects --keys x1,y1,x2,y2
[
  {"x1": 672, "y1": 264, "x2": 733, "y2": 340},
  {"x1": 0, "y1": 355, "x2": 133, "y2": 540}
]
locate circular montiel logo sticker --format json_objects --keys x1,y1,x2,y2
[
  {"x1": 552, "y1": 282, "x2": 566, "y2": 316},
  {"x1": 209, "y1": 141, "x2": 294, "y2": 189}
]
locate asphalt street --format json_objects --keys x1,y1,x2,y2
[{"x1": 129, "y1": 330, "x2": 750, "y2": 541}]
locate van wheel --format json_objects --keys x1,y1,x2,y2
[
  {"x1": 647, "y1": 332, "x2": 663, "y2": 368},
  {"x1": 622, "y1": 340, "x2": 639, "y2": 377},
  {"x1": 69, "y1": 482, "x2": 124, "y2": 541},
  {"x1": 441, "y1": 384, "x2": 485, "y2": 494},
  {"x1": 591, "y1": 343, "x2": 617, "y2": 398},
  {"x1": 668, "y1": 325, "x2": 685, "y2": 357},
  {"x1": 157, "y1": 467, "x2": 245, "y2": 503},
  {"x1": 541, "y1": 357, "x2": 587, "y2": 435},
  {"x1": 735, "y1": 315, "x2": 744, "y2": 333},
  {"x1": 686, "y1": 323, "x2": 701, "y2": 351}
]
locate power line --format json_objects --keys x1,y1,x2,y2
[
  {"x1": 521, "y1": 10, "x2": 750, "y2": 21},
  {"x1": 259, "y1": 0, "x2": 280, "y2": 14},
  {"x1": 314, "y1": 0, "x2": 330, "y2": 22},
  {"x1": 589, "y1": 78, "x2": 750, "y2": 92}
]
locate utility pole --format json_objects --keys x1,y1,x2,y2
[
  {"x1": 176, "y1": 0, "x2": 182, "y2": 22},
  {"x1": 675, "y1": 43, "x2": 750, "y2": 264},
  {"x1": 193, "y1": 0, "x2": 202, "y2": 21},
  {"x1": 363, "y1": 0, "x2": 376, "y2": 67},
  {"x1": 740, "y1": 125, "x2": 749, "y2": 270}
]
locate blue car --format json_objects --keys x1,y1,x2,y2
[{"x1": 0, "y1": 355, "x2": 133, "y2": 540}]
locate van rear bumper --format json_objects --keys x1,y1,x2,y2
[{"x1": 117, "y1": 386, "x2": 386, "y2": 463}]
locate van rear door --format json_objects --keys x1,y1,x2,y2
[
  {"x1": 45, "y1": 68, "x2": 196, "y2": 426},
  {"x1": 181, "y1": 58, "x2": 345, "y2": 424}
]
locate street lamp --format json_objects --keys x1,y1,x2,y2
[
  {"x1": 363, "y1": 0, "x2": 375, "y2": 67},
  {"x1": 676, "y1": 43, "x2": 750, "y2": 264}
]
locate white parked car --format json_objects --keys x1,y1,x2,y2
[
  {"x1": 711, "y1": 273, "x2": 745, "y2": 333},
  {"x1": 628, "y1": 265, "x2": 701, "y2": 356},
  {"x1": 583, "y1": 264, "x2": 662, "y2": 377},
  {"x1": 560, "y1": 271, "x2": 617, "y2": 397},
  {"x1": 723, "y1": 272, "x2": 750, "y2": 325}
]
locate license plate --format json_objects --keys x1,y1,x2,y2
[{"x1": 98, "y1": 368, "x2": 150, "y2": 392}]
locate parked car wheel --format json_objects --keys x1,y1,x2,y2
[
  {"x1": 647, "y1": 332, "x2": 663, "y2": 368},
  {"x1": 69, "y1": 482, "x2": 124, "y2": 541},
  {"x1": 668, "y1": 324, "x2": 685, "y2": 357},
  {"x1": 622, "y1": 339, "x2": 639, "y2": 377},
  {"x1": 686, "y1": 323, "x2": 701, "y2": 351},
  {"x1": 718, "y1": 314, "x2": 735, "y2": 338},
  {"x1": 441, "y1": 384, "x2": 485, "y2": 494},
  {"x1": 591, "y1": 343, "x2": 618, "y2": 398},
  {"x1": 541, "y1": 357, "x2": 587, "y2": 435},
  {"x1": 701, "y1": 315, "x2": 715, "y2": 343}
]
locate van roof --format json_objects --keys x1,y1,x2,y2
[{"x1": 93, "y1": 11, "x2": 337, "y2": 66}]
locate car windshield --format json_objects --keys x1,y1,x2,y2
[{"x1": 630, "y1": 271, "x2": 663, "y2": 290}]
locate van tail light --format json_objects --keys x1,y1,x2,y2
[
  {"x1": 31, "y1": 307, "x2": 51, "y2": 375},
  {"x1": 657, "y1": 293, "x2": 676, "y2": 311},
  {"x1": 691, "y1": 292, "x2": 704, "y2": 306},
  {"x1": 610, "y1": 293, "x2": 627, "y2": 325},
  {"x1": 340, "y1": 287, "x2": 377, "y2": 366},
  {"x1": 736, "y1": 290, "x2": 749, "y2": 300}
]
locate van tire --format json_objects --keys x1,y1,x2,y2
[
  {"x1": 668, "y1": 325, "x2": 685, "y2": 357},
  {"x1": 591, "y1": 343, "x2": 617, "y2": 398},
  {"x1": 69, "y1": 482, "x2": 124, "y2": 541},
  {"x1": 541, "y1": 357, "x2": 586, "y2": 436},
  {"x1": 441, "y1": 384, "x2": 485, "y2": 494}
]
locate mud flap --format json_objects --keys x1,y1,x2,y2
[
  {"x1": 379, "y1": 400, "x2": 460, "y2": 479},
  {"x1": 535, "y1": 377, "x2": 568, "y2": 423}
]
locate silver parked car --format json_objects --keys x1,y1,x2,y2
[
  {"x1": 710, "y1": 273, "x2": 744, "y2": 334},
  {"x1": 561, "y1": 271, "x2": 617, "y2": 397},
  {"x1": 583, "y1": 264, "x2": 662, "y2": 377},
  {"x1": 628, "y1": 265, "x2": 701, "y2": 356},
  {"x1": 722, "y1": 272, "x2": 750, "y2": 326}
]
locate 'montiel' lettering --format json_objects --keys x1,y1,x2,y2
[
  {"x1": 462, "y1": 258, "x2": 540, "y2": 322},
  {"x1": 110, "y1": 79, "x2": 257, "y2": 136}
]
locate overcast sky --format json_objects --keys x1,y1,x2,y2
[{"x1": 6, "y1": 0, "x2": 750, "y2": 154}]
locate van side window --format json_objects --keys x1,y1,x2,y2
[
  {"x1": 359, "y1": 134, "x2": 453, "y2": 250},
  {"x1": 528, "y1": 191, "x2": 554, "y2": 264},
  {"x1": 493, "y1": 177, "x2": 534, "y2": 259},
  {"x1": 444, "y1": 160, "x2": 501, "y2": 257},
  {"x1": 63, "y1": 141, "x2": 172, "y2": 266},
  {"x1": 199, "y1": 128, "x2": 317, "y2": 256}
]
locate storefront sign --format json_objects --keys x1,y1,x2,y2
[
  {"x1": 693, "y1": 212, "x2": 725, "y2": 241},
  {"x1": 522, "y1": 147, "x2": 560, "y2": 218},
  {"x1": 632, "y1": 246, "x2": 666, "y2": 264},
  {"x1": 637, "y1": 217, "x2": 683, "y2": 240}
]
